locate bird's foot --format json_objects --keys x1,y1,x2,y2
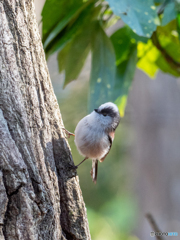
[
  {"x1": 67, "y1": 163, "x2": 78, "y2": 170},
  {"x1": 62, "y1": 128, "x2": 75, "y2": 138},
  {"x1": 72, "y1": 165, "x2": 78, "y2": 169}
]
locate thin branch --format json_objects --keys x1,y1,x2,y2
[
  {"x1": 151, "y1": 32, "x2": 180, "y2": 73},
  {"x1": 146, "y1": 213, "x2": 166, "y2": 240}
]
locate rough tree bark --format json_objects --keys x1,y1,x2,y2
[{"x1": 0, "y1": 1, "x2": 91, "y2": 239}]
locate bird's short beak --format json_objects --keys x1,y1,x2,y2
[{"x1": 94, "y1": 109, "x2": 98, "y2": 113}]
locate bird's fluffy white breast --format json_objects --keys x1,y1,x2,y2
[{"x1": 74, "y1": 112, "x2": 110, "y2": 160}]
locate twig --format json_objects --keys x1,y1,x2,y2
[
  {"x1": 146, "y1": 213, "x2": 165, "y2": 240},
  {"x1": 151, "y1": 32, "x2": 180, "y2": 73}
]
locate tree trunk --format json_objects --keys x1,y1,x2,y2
[{"x1": 0, "y1": 1, "x2": 91, "y2": 239}]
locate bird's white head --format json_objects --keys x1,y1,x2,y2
[{"x1": 91, "y1": 102, "x2": 120, "y2": 132}]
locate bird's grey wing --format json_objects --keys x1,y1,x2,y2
[
  {"x1": 91, "y1": 159, "x2": 98, "y2": 184},
  {"x1": 99, "y1": 135, "x2": 112, "y2": 162}
]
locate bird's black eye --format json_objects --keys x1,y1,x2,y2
[{"x1": 103, "y1": 113, "x2": 107, "y2": 117}]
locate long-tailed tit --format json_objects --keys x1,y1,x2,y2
[{"x1": 64, "y1": 102, "x2": 120, "y2": 183}]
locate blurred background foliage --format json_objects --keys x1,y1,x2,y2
[
  {"x1": 42, "y1": 0, "x2": 180, "y2": 116},
  {"x1": 34, "y1": 0, "x2": 180, "y2": 239}
]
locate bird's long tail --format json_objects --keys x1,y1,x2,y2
[{"x1": 91, "y1": 159, "x2": 98, "y2": 184}]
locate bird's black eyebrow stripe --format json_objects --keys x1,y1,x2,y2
[{"x1": 100, "y1": 107, "x2": 117, "y2": 118}]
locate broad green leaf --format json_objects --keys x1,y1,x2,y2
[
  {"x1": 137, "y1": 29, "x2": 180, "y2": 78},
  {"x1": 42, "y1": 0, "x2": 84, "y2": 40},
  {"x1": 177, "y1": 12, "x2": 180, "y2": 39},
  {"x1": 157, "y1": 22, "x2": 180, "y2": 62},
  {"x1": 175, "y1": 0, "x2": 180, "y2": 11},
  {"x1": 156, "y1": 55, "x2": 180, "y2": 76},
  {"x1": 113, "y1": 47, "x2": 137, "y2": 117},
  {"x1": 57, "y1": 42, "x2": 71, "y2": 73},
  {"x1": 110, "y1": 27, "x2": 132, "y2": 65},
  {"x1": 127, "y1": 28, "x2": 149, "y2": 43},
  {"x1": 110, "y1": 26, "x2": 146, "y2": 67},
  {"x1": 154, "y1": 0, "x2": 163, "y2": 3},
  {"x1": 89, "y1": 22, "x2": 116, "y2": 112},
  {"x1": 43, "y1": 2, "x2": 91, "y2": 48},
  {"x1": 175, "y1": 0, "x2": 180, "y2": 38},
  {"x1": 156, "y1": 20, "x2": 178, "y2": 39},
  {"x1": 89, "y1": 23, "x2": 137, "y2": 116},
  {"x1": 155, "y1": 0, "x2": 173, "y2": 15},
  {"x1": 154, "y1": 0, "x2": 165, "y2": 4},
  {"x1": 61, "y1": 4, "x2": 104, "y2": 83},
  {"x1": 45, "y1": 30, "x2": 72, "y2": 58},
  {"x1": 156, "y1": 0, "x2": 173, "y2": 7},
  {"x1": 63, "y1": 25, "x2": 93, "y2": 86},
  {"x1": 137, "y1": 40, "x2": 159, "y2": 77},
  {"x1": 106, "y1": 0, "x2": 159, "y2": 37},
  {"x1": 64, "y1": 46, "x2": 90, "y2": 87},
  {"x1": 45, "y1": 2, "x2": 95, "y2": 57},
  {"x1": 162, "y1": 2, "x2": 176, "y2": 25},
  {"x1": 158, "y1": 36, "x2": 180, "y2": 62}
]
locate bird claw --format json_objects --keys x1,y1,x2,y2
[
  {"x1": 71, "y1": 165, "x2": 78, "y2": 169},
  {"x1": 62, "y1": 128, "x2": 75, "y2": 138},
  {"x1": 67, "y1": 163, "x2": 78, "y2": 170}
]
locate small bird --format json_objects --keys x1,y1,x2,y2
[{"x1": 64, "y1": 102, "x2": 120, "y2": 183}]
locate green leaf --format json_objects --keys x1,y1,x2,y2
[
  {"x1": 157, "y1": 21, "x2": 180, "y2": 62},
  {"x1": 45, "y1": 2, "x2": 95, "y2": 57},
  {"x1": 45, "y1": 31, "x2": 72, "y2": 58},
  {"x1": 137, "y1": 24, "x2": 180, "y2": 78},
  {"x1": 42, "y1": 0, "x2": 84, "y2": 40},
  {"x1": 113, "y1": 47, "x2": 137, "y2": 117},
  {"x1": 89, "y1": 22, "x2": 116, "y2": 112},
  {"x1": 155, "y1": 0, "x2": 172, "y2": 14},
  {"x1": 156, "y1": 55, "x2": 180, "y2": 76},
  {"x1": 154, "y1": 0, "x2": 164, "y2": 3},
  {"x1": 137, "y1": 40, "x2": 159, "y2": 77},
  {"x1": 177, "y1": 13, "x2": 180, "y2": 40},
  {"x1": 175, "y1": 0, "x2": 180, "y2": 12},
  {"x1": 110, "y1": 26, "x2": 146, "y2": 66},
  {"x1": 156, "y1": 19, "x2": 178, "y2": 38},
  {"x1": 43, "y1": 6, "x2": 84, "y2": 48},
  {"x1": 43, "y1": 0, "x2": 95, "y2": 49},
  {"x1": 159, "y1": 37, "x2": 180, "y2": 62},
  {"x1": 106, "y1": 0, "x2": 159, "y2": 37},
  {"x1": 110, "y1": 27, "x2": 132, "y2": 65},
  {"x1": 57, "y1": 42, "x2": 71, "y2": 73},
  {"x1": 127, "y1": 28, "x2": 149, "y2": 43},
  {"x1": 109, "y1": 25, "x2": 141, "y2": 114},
  {"x1": 63, "y1": 25, "x2": 93, "y2": 86},
  {"x1": 162, "y1": 2, "x2": 176, "y2": 26}
]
